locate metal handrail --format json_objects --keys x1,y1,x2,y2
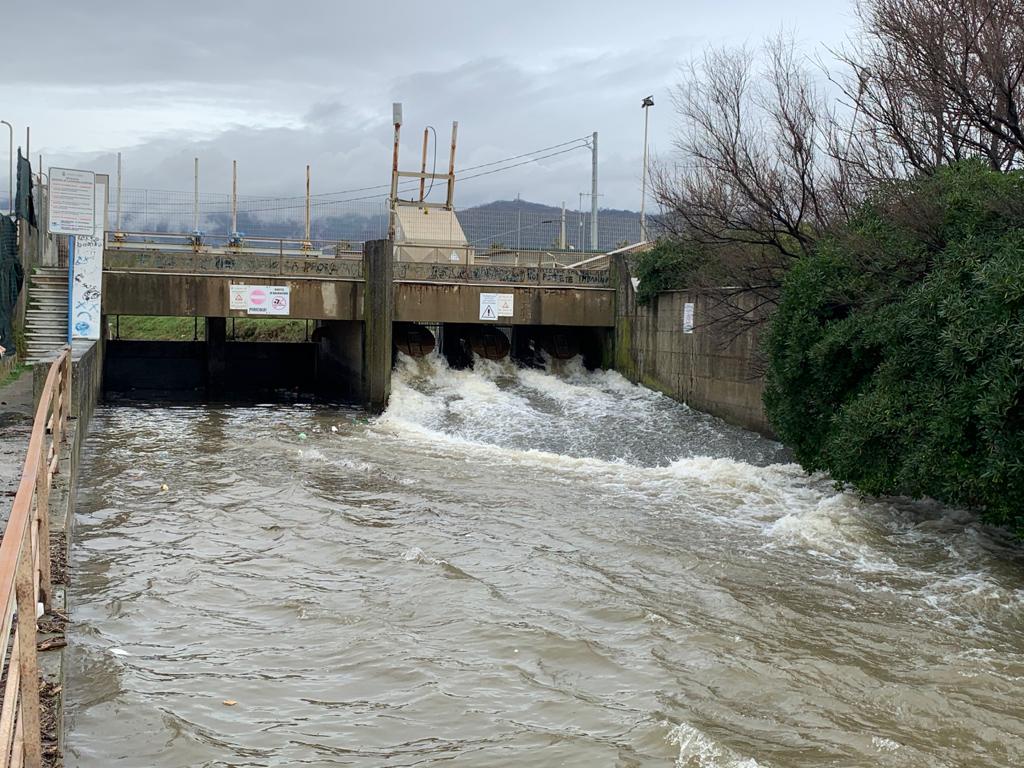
[{"x1": 0, "y1": 348, "x2": 71, "y2": 768}]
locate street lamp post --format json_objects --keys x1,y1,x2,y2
[
  {"x1": 640, "y1": 96, "x2": 654, "y2": 242},
  {"x1": 0, "y1": 120, "x2": 12, "y2": 216}
]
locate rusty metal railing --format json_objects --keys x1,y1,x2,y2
[{"x1": 0, "y1": 348, "x2": 71, "y2": 767}]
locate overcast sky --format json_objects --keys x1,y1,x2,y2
[{"x1": 4, "y1": 0, "x2": 857, "y2": 210}]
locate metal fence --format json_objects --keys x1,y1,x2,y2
[{"x1": 107, "y1": 189, "x2": 644, "y2": 253}]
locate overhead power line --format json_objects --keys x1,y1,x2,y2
[{"x1": 118, "y1": 136, "x2": 593, "y2": 214}]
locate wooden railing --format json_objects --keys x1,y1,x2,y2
[{"x1": 0, "y1": 348, "x2": 72, "y2": 768}]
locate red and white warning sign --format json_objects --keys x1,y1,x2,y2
[{"x1": 229, "y1": 285, "x2": 291, "y2": 316}]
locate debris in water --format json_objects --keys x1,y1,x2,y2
[
  {"x1": 298, "y1": 432, "x2": 307, "y2": 440},
  {"x1": 160, "y1": 483, "x2": 169, "y2": 492},
  {"x1": 222, "y1": 699, "x2": 237, "y2": 706},
  {"x1": 331, "y1": 425, "x2": 338, "y2": 433},
  {"x1": 37, "y1": 637, "x2": 66, "y2": 652},
  {"x1": 109, "y1": 647, "x2": 129, "y2": 657}
]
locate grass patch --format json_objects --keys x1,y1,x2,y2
[
  {"x1": 0, "y1": 362, "x2": 29, "y2": 387},
  {"x1": 115, "y1": 316, "x2": 202, "y2": 340},
  {"x1": 113, "y1": 316, "x2": 310, "y2": 342}
]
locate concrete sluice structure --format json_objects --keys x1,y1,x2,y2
[{"x1": 100, "y1": 239, "x2": 616, "y2": 409}]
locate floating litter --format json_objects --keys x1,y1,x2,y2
[
  {"x1": 298, "y1": 433, "x2": 307, "y2": 440},
  {"x1": 222, "y1": 699, "x2": 237, "y2": 706},
  {"x1": 331, "y1": 425, "x2": 338, "y2": 433},
  {"x1": 160, "y1": 483, "x2": 169, "y2": 492},
  {"x1": 110, "y1": 648, "x2": 129, "y2": 657}
]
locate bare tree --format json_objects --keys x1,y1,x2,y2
[
  {"x1": 650, "y1": 35, "x2": 859, "y2": 335},
  {"x1": 839, "y1": 0, "x2": 1024, "y2": 173}
]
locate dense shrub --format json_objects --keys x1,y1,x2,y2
[
  {"x1": 765, "y1": 161, "x2": 1024, "y2": 531},
  {"x1": 632, "y1": 240, "x2": 707, "y2": 305}
]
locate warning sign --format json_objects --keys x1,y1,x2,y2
[
  {"x1": 479, "y1": 293, "x2": 498, "y2": 321},
  {"x1": 266, "y1": 287, "x2": 290, "y2": 316},
  {"x1": 229, "y1": 285, "x2": 291, "y2": 316},
  {"x1": 496, "y1": 293, "x2": 514, "y2": 317}
]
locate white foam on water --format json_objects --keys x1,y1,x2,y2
[
  {"x1": 666, "y1": 722, "x2": 766, "y2": 768},
  {"x1": 378, "y1": 350, "x2": 1024, "y2": 645}
]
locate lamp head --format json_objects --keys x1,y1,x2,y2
[{"x1": 641, "y1": 96, "x2": 654, "y2": 108}]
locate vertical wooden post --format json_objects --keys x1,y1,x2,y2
[
  {"x1": 14, "y1": 527, "x2": 43, "y2": 768},
  {"x1": 34, "y1": 436, "x2": 51, "y2": 611}
]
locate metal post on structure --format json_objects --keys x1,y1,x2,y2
[
  {"x1": 559, "y1": 201, "x2": 566, "y2": 249},
  {"x1": 389, "y1": 103, "x2": 402, "y2": 240},
  {"x1": 640, "y1": 95, "x2": 654, "y2": 242},
  {"x1": 116, "y1": 152, "x2": 123, "y2": 233},
  {"x1": 0, "y1": 120, "x2": 12, "y2": 215},
  {"x1": 419, "y1": 127, "x2": 429, "y2": 202},
  {"x1": 304, "y1": 164, "x2": 311, "y2": 247},
  {"x1": 193, "y1": 157, "x2": 200, "y2": 233},
  {"x1": 578, "y1": 192, "x2": 585, "y2": 250},
  {"x1": 590, "y1": 131, "x2": 598, "y2": 251},
  {"x1": 37, "y1": 154, "x2": 44, "y2": 265},
  {"x1": 231, "y1": 159, "x2": 238, "y2": 238},
  {"x1": 445, "y1": 121, "x2": 458, "y2": 210},
  {"x1": 516, "y1": 205, "x2": 521, "y2": 253}
]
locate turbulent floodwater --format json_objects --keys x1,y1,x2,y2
[{"x1": 66, "y1": 355, "x2": 1024, "y2": 767}]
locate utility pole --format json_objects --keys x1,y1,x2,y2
[{"x1": 590, "y1": 131, "x2": 598, "y2": 252}]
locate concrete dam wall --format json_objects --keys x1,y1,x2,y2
[{"x1": 612, "y1": 256, "x2": 772, "y2": 436}]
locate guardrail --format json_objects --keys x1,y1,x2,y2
[
  {"x1": 102, "y1": 233, "x2": 612, "y2": 287},
  {"x1": 106, "y1": 231, "x2": 363, "y2": 258},
  {"x1": 0, "y1": 348, "x2": 71, "y2": 767}
]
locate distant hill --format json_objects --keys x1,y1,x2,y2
[{"x1": 456, "y1": 199, "x2": 642, "y2": 251}]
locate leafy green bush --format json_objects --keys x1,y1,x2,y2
[
  {"x1": 765, "y1": 161, "x2": 1024, "y2": 531},
  {"x1": 632, "y1": 239, "x2": 707, "y2": 305}
]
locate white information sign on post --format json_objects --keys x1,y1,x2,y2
[
  {"x1": 479, "y1": 293, "x2": 498, "y2": 321},
  {"x1": 496, "y1": 293, "x2": 514, "y2": 317},
  {"x1": 683, "y1": 302, "x2": 695, "y2": 334},
  {"x1": 70, "y1": 180, "x2": 107, "y2": 340},
  {"x1": 229, "y1": 285, "x2": 248, "y2": 310},
  {"x1": 48, "y1": 167, "x2": 96, "y2": 235}
]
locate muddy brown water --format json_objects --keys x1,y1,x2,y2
[{"x1": 66, "y1": 356, "x2": 1024, "y2": 767}]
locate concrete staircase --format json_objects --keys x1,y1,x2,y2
[{"x1": 24, "y1": 268, "x2": 69, "y2": 363}]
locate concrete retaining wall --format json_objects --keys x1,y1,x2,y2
[{"x1": 613, "y1": 256, "x2": 773, "y2": 436}]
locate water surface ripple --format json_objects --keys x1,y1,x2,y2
[{"x1": 66, "y1": 355, "x2": 1024, "y2": 767}]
